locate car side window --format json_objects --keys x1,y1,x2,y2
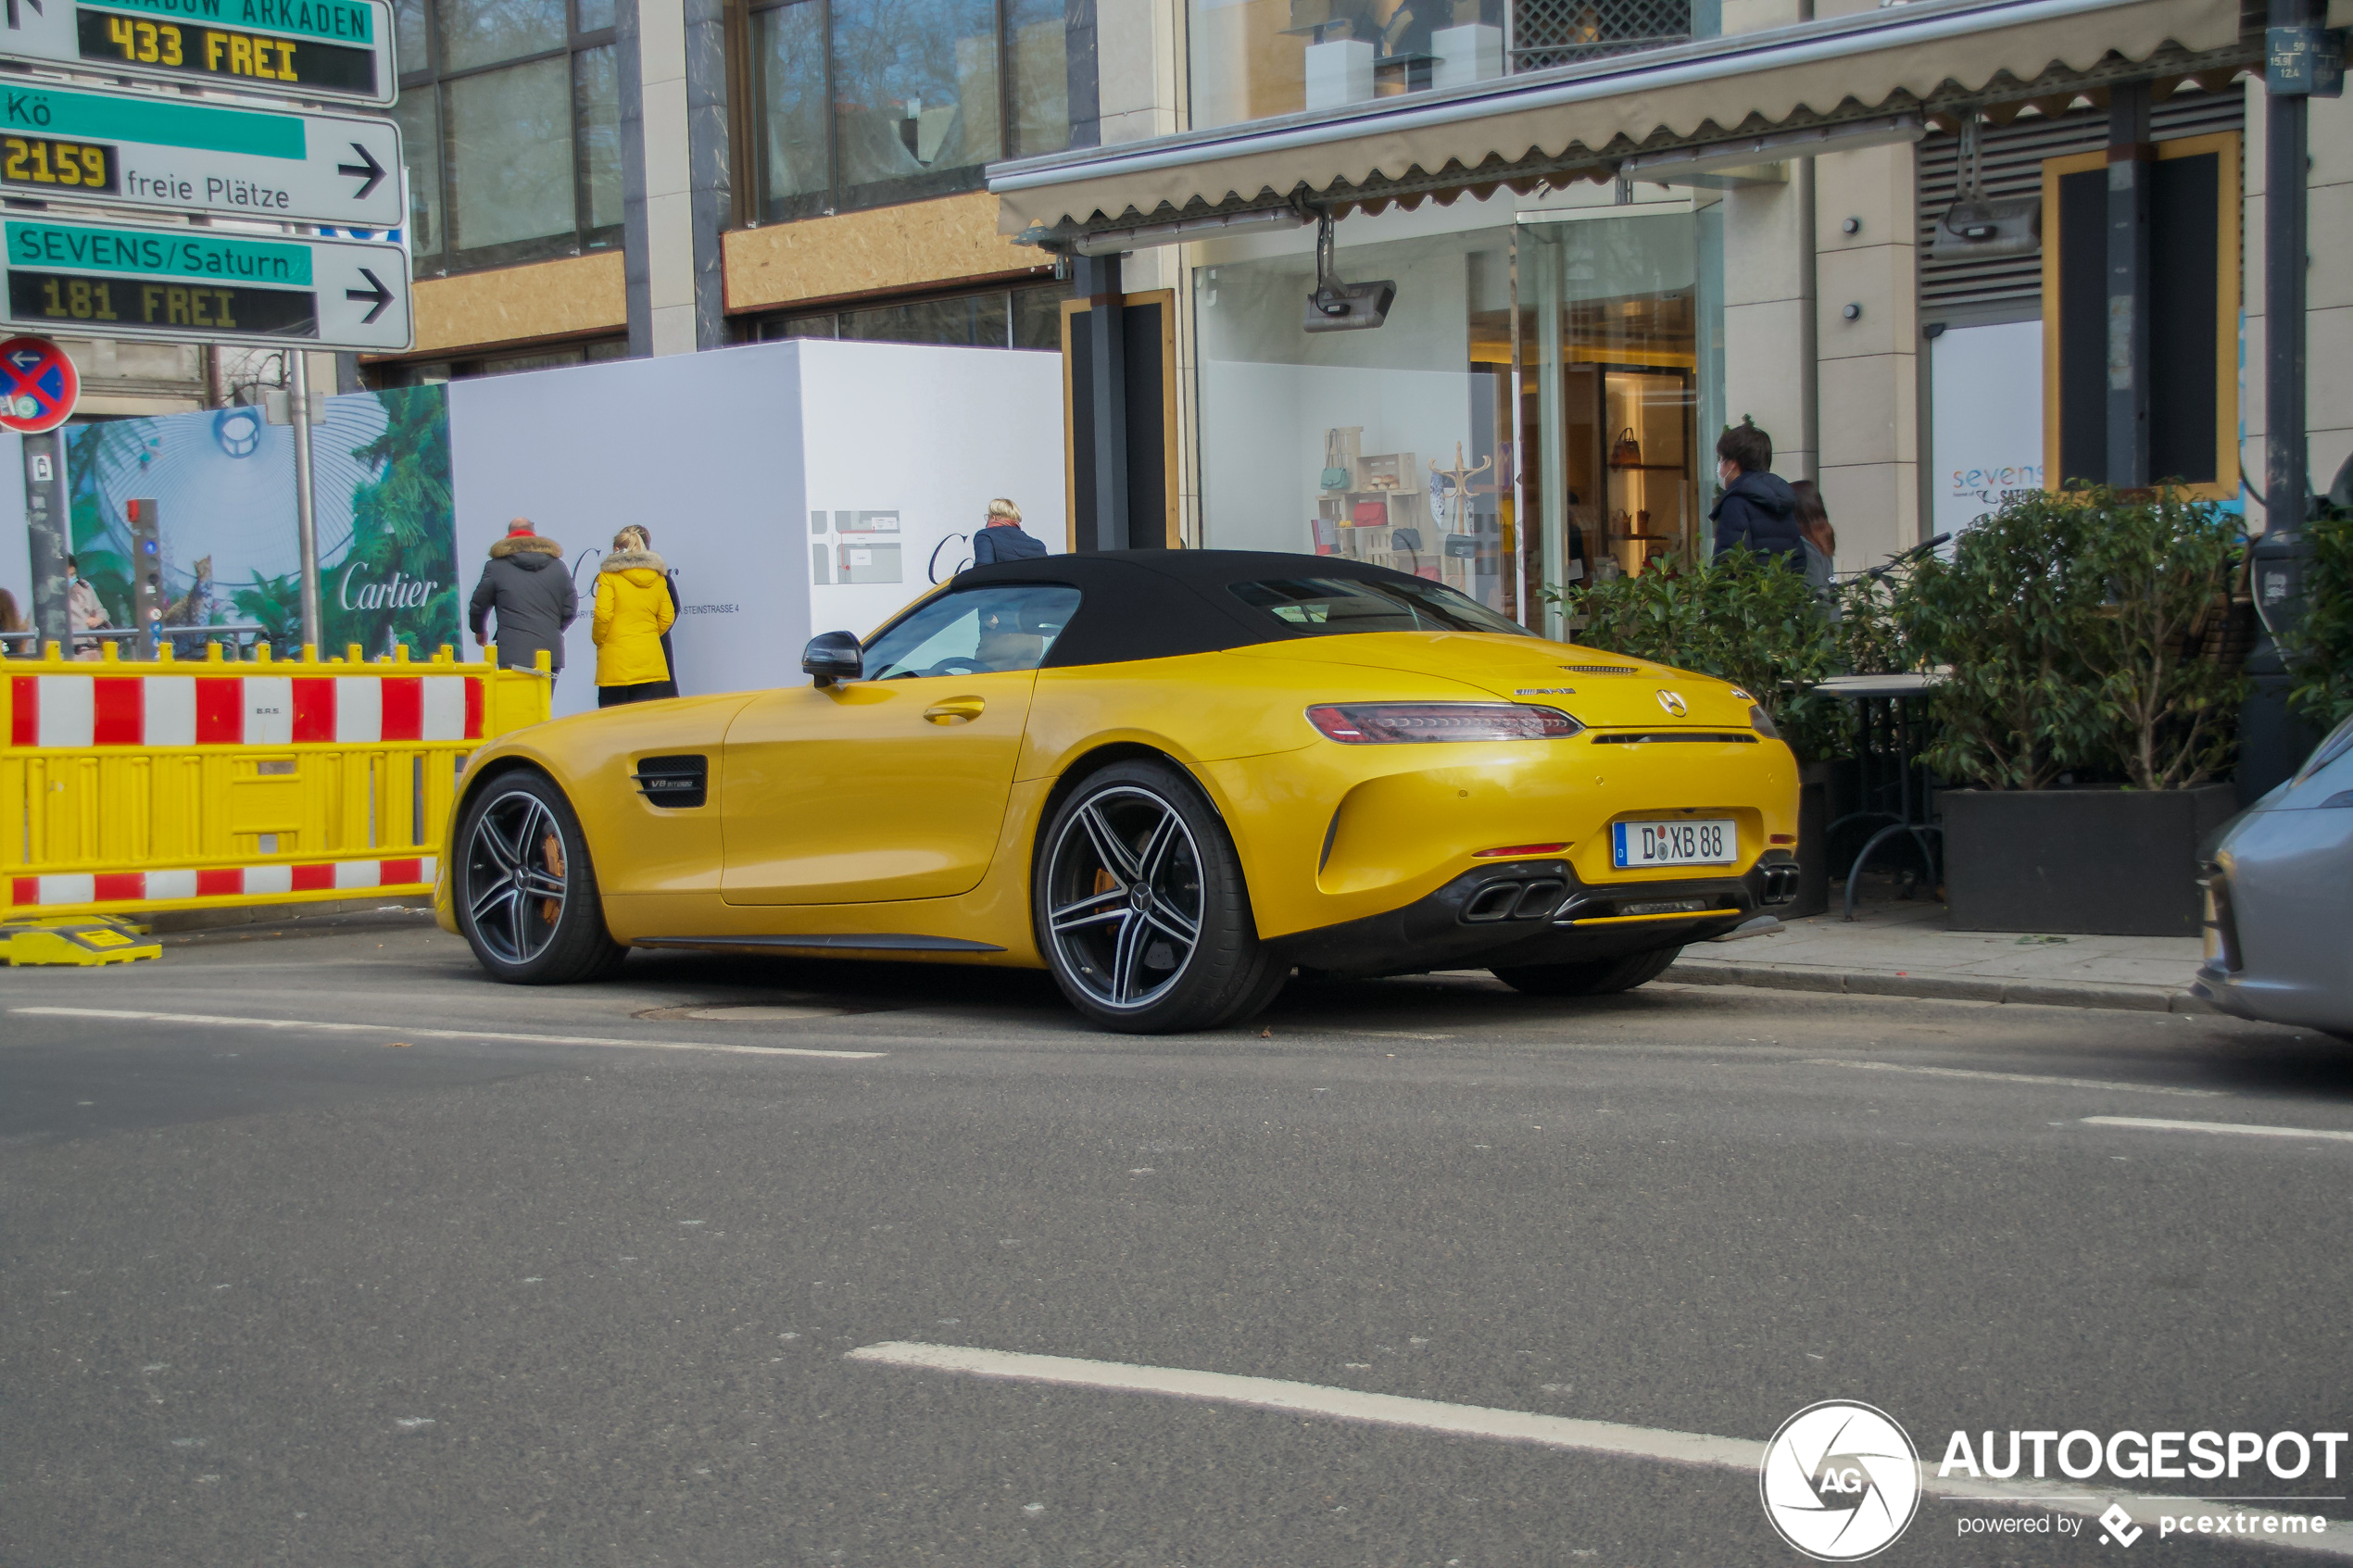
[{"x1": 863, "y1": 585, "x2": 1082, "y2": 680}]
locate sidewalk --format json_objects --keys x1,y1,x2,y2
[{"x1": 1665, "y1": 898, "x2": 2211, "y2": 1014}]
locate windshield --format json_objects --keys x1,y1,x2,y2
[{"x1": 1228, "y1": 577, "x2": 1537, "y2": 639}]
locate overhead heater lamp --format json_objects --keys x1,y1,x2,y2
[{"x1": 1302, "y1": 210, "x2": 1395, "y2": 333}]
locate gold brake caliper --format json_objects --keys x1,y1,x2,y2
[{"x1": 540, "y1": 833, "x2": 566, "y2": 924}]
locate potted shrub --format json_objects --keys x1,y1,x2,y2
[
  {"x1": 1563, "y1": 548, "x2": 1843, "y2": 915},
  {"x1": 2282, "y1": 505, "x2": 2353, "y2": 731},
  {"x1": 1909, "y1": 489, "x2": 2244, "y2": 936}
]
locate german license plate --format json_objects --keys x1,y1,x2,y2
[{"x1": 1613, "y1": 819, "x2": 1737, "y2": 868}]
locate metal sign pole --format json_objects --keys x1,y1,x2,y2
[
  {"x1": 21, "y1": 430, "x2": 69, "y2": 648},
  {"x1": 290, "y1": 350, "x2": 321, "y2": 647}
]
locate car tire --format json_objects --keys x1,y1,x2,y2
[
  {"x1": 1491, "y1": 944, "x2": 1682, "y2": 997},
  {"x1": 1035, "y1": 759, "x2": 1285, "y2": 1034},
  {"x1": 453, "y1": 770, "x2": 629, "y2": 985}
]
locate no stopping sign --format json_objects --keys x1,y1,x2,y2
[{"x1": 0, "y1": 337, "x2": 81, "y2": 434}]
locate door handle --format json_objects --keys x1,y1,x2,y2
[{"x1": 922, "y1": 696, "x2": 986, "y2": 724}]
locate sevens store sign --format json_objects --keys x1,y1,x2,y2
[{"x1": 0, "y1": 334, "x2": 77, "y2": 433}]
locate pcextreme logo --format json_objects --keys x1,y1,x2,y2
[{"x1": 1760, "y1": 1400, "x2": 1923, "y2": 1561}]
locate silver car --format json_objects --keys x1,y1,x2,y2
[{"x1": 2195, "y1": 715, "x2": 2353, "y2": 1038}]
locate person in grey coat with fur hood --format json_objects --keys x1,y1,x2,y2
[{"x1": 469, "y1": 520, "x2": 577, "y2": 681}]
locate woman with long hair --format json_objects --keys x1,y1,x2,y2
[
  {"x1": 591, "y1": 526, "x2": 676, "y2": 707},
  {"x1": 616, "y1": 524, "x2": 681, "y2": 697},
  {"x1": 1790, "y1": 480, "x2": 1835, "y2": 598}
]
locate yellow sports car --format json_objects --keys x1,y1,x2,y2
[{"x1": 437, "y1": 551, "x2": 1799, "y2": 1032}]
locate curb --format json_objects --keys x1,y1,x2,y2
[{"x1": 1660, "y1": 960, "x2": 2212, "y2": 1015}]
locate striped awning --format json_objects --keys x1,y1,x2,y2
[{"x1": 988, "y1": 0, "x2": 2263, "y2": 242}]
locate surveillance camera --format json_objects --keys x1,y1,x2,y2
[{"x1": 1302, "y1": 278, "x2": 1396, "y2": 332}]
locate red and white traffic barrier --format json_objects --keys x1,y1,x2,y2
[
  {"x1": 10, "y1": 856, "x2": 438, "y2": 909},
  {"x1": 8, "y1": 673, "x2": 485, "y2": 749}
]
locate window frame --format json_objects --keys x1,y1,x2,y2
[
  {"x1": 740, "y1": 277, "x2": 1066, "y2": 349},
  {"x1": 741, "y1": 0, "x2": 1082, "y2": 225},
  {"x1": 401, "y1": 0, "x2": 624, "y2": 278}
]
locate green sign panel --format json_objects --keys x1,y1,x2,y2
[
  {"x1": 1, "y1": 216, "x2": 410, "y2": 352},
  {"x1": 0, "y1": 82, "x2": 402, "y2": 227},
  {"x1": 0, "y1": 0, "x2": 396, "y2": 107}
]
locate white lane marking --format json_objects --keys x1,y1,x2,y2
[
  {"x1": 847, "y1": 1340, "x2": 1761, "y2": 1468},
  {"x1": 2083, "y1": 1115, "x2": 2353, "y2": 1145},
  {"x1": 9, "y1": 1007, "x2": 883, "y2": 1060},
  {"x1": 848, "y1": 1343, "x2": 2353, "y2": 1555},
  {"x1": 1803, "y1": 1059, "x2": 2226, "y2": 1098}
]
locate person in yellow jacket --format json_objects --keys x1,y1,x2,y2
[{"x1": 591, "y1": 529, "x2": 676, "y2": 708}]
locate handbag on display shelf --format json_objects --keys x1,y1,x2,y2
[
  {"x1": 1320, "y1": 431, "x2": 1350, "y2": 491},
  {"x1": 1607, "y1": 428, "x2": 1642, "y2": 469},
  {"x1": 1352, "y1": 501, "x2": 1389, "y2": 525}
]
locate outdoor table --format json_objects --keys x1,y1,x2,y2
[{"x1": 1816, "y1": 671, "x2": 1944, "y2": 919}]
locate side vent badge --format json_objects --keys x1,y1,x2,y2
[{"x1": 631, "y1": 754, "x2": 709, "y2": 809}]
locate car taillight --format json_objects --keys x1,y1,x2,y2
[{"x1": 1305, "y1": 703, "x2": 1583, "y2": 744}]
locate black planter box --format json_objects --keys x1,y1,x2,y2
[{"x1": 1942, "y1": 784, "x2": 2238, "y2": 936}]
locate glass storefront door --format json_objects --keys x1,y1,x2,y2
[
  {"x1": 1189, "y1": 195, "x2": 1722, "y2": 635},
  {"x1": 1515, "y1": 203, "x2": 1722, "y2": 635}
]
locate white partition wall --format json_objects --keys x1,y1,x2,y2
[{"x1": 447, "y1": 338, "x2": 1064, "y2": 718}]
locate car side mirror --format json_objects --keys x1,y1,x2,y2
[{"x1": 801, "y1": 630, "x2": 862, "y2": 687}]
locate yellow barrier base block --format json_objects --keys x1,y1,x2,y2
[{"x1": 0, "y1": 915, "x2": 162, "y2": 967}]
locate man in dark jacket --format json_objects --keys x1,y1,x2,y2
[
  {"x1": 1708, "y1": 420, "x2": 1805, "y2": 564},
  {"x1": 969, "y1": 497, "x2": 1048, "y2": 565},
  {"x1": 469, "y1": 520, "x2": 577, "y2": 681}
]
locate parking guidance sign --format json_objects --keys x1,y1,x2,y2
[
  {"x1": 0, "y1": 0, "x2": 396, "y2": 108},
  {"x1": 2, "y1": 216, "x2": 411, "y2": 351},
  {"x1": 0, "y1": 82, "x2": 402, "y2": 229}
]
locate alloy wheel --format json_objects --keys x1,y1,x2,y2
[
  {"x1": 1043, "y1": 784, "x2": 1206, "y2": 1011},
  {"x1": 462, "y1": 787, "x2": 571, "y2": 967}
]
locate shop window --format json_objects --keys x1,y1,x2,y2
[
  {"x1": 745, "y1": 282, "x2": 1066, "y2": 350},
  {"x1": 1190, "y1": 0, "x2": 1720, "y2": 134},
  {"x1": 1190, "y1": 199, "x2": 1722, "y2": 632},
  {"x1": 396, "y1": 0, "x2": 623, "y2": 277},
  {"x1": 1192, "y1": 226, "x2": 1518, "y2": 614},
  {"x1": 746, "y1": 0, "x2": 1098, "y2": 223}
]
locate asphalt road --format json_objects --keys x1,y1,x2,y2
[{"x1": 6, "y1": 909, "x2": 2353, "y2": 1567}]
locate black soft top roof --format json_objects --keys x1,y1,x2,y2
[{"x1": 937, "y1": 550, "x2": 1442, "y2": 668}]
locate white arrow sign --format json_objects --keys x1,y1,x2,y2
[
  {"x1": 2, "y1": 214, "x2": 411, "y2": 352},
  {"x1": 0, "y1": 0, "x2": 396, "y2": 108},
  {"x1": 0, "y1": 81, "x2": 404, "y2": 229}
]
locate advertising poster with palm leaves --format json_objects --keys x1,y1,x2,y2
[{"x1": 65, "y1": 385, "x2": 457, "y2": 654}]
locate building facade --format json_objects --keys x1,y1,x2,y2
[
  {"x1": 992, "y1": 0, "x2": 2351, "y2": 625},
  {"x1": 47, "y1": 0, "x2": 2351, "y2": 631}
]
